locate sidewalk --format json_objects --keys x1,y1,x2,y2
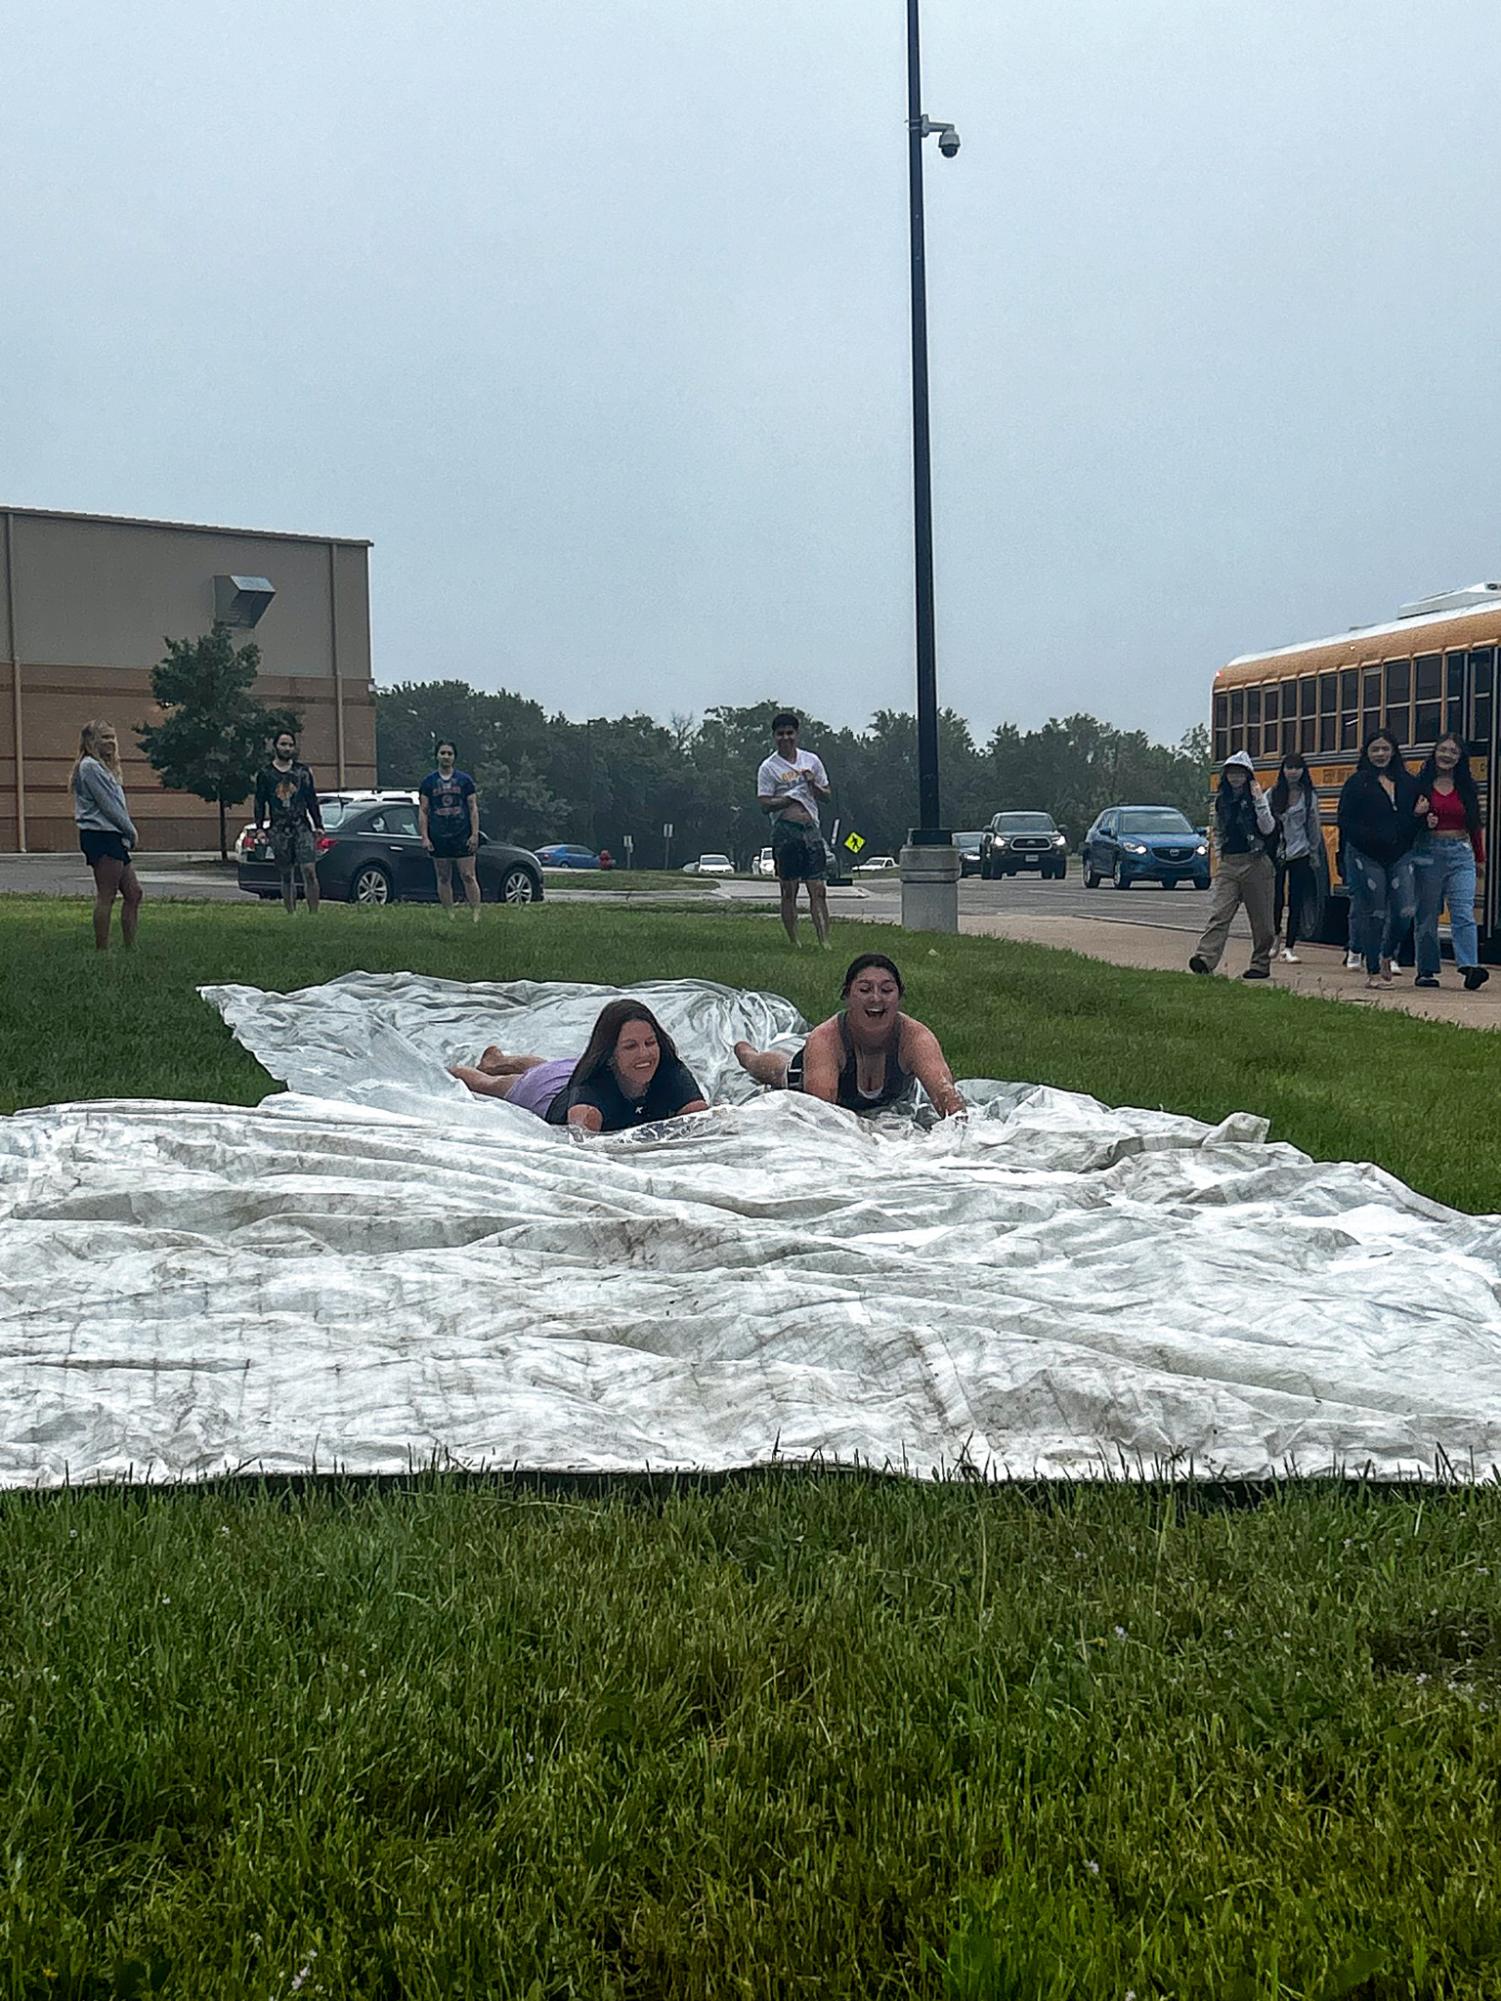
[{"x1": 851, "y1": 905, "x2": 1498, "y2": 1030}]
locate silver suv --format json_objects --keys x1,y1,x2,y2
[{"x1": 979, "y1": 811, "x2": 1069, "y2": 881}]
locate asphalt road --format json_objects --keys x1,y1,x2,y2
[{"x1": 0, "y1": 854, "x2": 1239, "y2": 937}]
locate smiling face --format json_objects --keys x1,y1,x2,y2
[
  {"x1": 1367, "y1": 736, "x2": 1395, "y2": 770},
  {"x1": 1435, "y1": 735, "x2": 1462, "y2": 772},
  {"x1": 845, "y1": 966, "x2": 902, "y2": 1034},
  {"x1": 1224, "y1": 764, "x2": 1248, "y2": 789},
  {"x1": 610, "y1": 1018, "x2": 661, "y2": 1096},
  {"x1": 772, "y1": 723, "x2": 799, "y2": 760}
]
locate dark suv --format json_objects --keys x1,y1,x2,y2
[
  {"x1": 979, "y1": 811, "x2": 1069, "y2": 880},
  {"x1": 1082, "y1": 807, "x2": 1209, "y2": 890},
  {"x1": 236, "y1": 796, "x2": 545, "y2": 905}
]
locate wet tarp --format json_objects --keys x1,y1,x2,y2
[{"x1": 2, "y1": 972, "x2": 1499, "y2": 1486}]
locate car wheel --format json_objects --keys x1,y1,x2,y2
[
  {"x1": 979, "y1": 853, "x2": 991, "y2": 880},
  {"x1": 1113, "y1": 861, "x2": 1132, "y2": 890},
  {"x1": 1084, "y1": 865, "x2": 1100, "y2": 889},
  {"x1": 1193, "y1": 877, "x2": 1210, "y2": 891},
  {"x1": 348, "y1": 863, "x2": 393, "y2": 905},
  {"x1": 501, "y1": 866, "x2": 539, "y2": 905}
]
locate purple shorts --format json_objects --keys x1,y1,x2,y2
[{"x1": 507, "y1": 1057, "x2": 576, "y2": 1119}]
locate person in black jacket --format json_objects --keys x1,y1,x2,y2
[
  {"x1": 1189, "y1": 751, "x2": 1278, "y2": 979},
  {"x1": 1336, "y1": 729, "x2": 1428, "y2": 988}
]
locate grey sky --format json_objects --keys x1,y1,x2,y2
[{"x1": 6, "y1": 0, "x2": 1498, "y2": 743}]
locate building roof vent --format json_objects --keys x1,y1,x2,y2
[
  {"x1": 213, "y1": 574, "x2": 276, "y2": 629},
  {"x1": 1397, "y1": 582, "x2": 1501, "y2": 619}
]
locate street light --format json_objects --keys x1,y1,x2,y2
[{"x1": 899, "y1": 0, "x2": 962, "y2": 934}]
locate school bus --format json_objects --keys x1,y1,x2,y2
[{"x1": 1212, "y1": 584, "x2": 1501, "y2": 956}]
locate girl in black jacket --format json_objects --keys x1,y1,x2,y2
[{"x1": 1336, "y1": 729, "x2": 1428, "y2": 987}]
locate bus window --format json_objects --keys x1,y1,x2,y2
[
  {"x1": 1298, "y1": 676, "x2": 1316, "y2": 753},
  {"x1": 1282, "y1": 718, "x2": 1299, "y2": 755},
  {"x1": 1229, "y1": 688, "x2": 1244, "y2": 747},
  {"x1": 1471, "y1": 649, "x2": 1494, "y2": 747},
  {"x1": 1263, "y1": 685, "x2": 1280, "y2": 728},
  {"x1": 1338, "y1": 668, "x2": 1358, "y2": 749},
  {"x1": 1361, "y1": 664, "x2": 1381, "y2": 743},
  {"x1": 1413, "y1": 655, "x2": 1442, "y2": 745},
  {"x1": 1317, "y1": 671, "x2": 1337, "y2": 752},
  {"x1": 1446, "y1": 652, "x2": 1467, "y2": 736},
  {"x1": 1246, "y1": 686, "x2": 1261, "y2": 756},
  {"x1": 1213, "y1": 692, "x2": 1228, "y2": 762},
  {"x1": 1384, "y1": 658, "x2": 1411, "y2": 744}
]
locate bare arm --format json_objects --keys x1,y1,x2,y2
[
  {"x1": 468, "y1": 788, "x2": 480, "y2": 848},
  {"x1": 798, "y1": 1021, "x2": 843, "y2": 1105},
  {"x1": 418, "y1": 790, "x2": 431, "y2": 850},
  {"x1": 901, "y1": 1020, "x2": 965, "y2": 1118}
]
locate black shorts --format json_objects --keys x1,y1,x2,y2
[
  {"x1": 80, "y1": 831, "x2": 133, "y2": 867},
  {"x1": 430, "y1": 840, "x2": 473, "y2": 863},
  {"x1": 773, "y1": 826, "x2": 827, "y2": 882}
]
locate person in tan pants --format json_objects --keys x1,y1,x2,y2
[{"x1": 1190, "y1": 750, "x2": 1277, "y2": 980}]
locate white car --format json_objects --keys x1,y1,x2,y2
[
  {"x1": 687, "y1": 852, "x2": 734, "y2": 876},
  {"x1": 853, "y1": 855, "x2": 898, "y2": 874},
  {"x1": 751, "y1": 846, "x2": 775, "y2": 877}
]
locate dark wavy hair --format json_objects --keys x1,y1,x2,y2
[
  {"x1": 1416, "y1": 734, "x2": 1482, "y2": 841},
  {"x1": 569, "y1": 1000, "x2": 679, "y2": 1090},
  {"x1": 1357, "y1": 727, "x2": 1407, "y2": 773},
  {"x1": 1269, "y1": 750, "x2": 1311, "y2": 820},
  {"x1": 842, "y1": 952, "x2": 904, "y2": 996}
]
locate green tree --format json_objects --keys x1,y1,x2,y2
[{"x1": 136, "y1": 626, "x2": 297, "y2": 860}]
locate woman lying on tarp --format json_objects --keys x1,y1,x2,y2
[
  {"x1": 735, "y1": 951, "x2": 965, "y2": 1119},
  {"x1": 451, "y1": 998, "x2": 708, "y2": 1133}
]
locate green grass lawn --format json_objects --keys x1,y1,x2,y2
[{"x1": 4, "y1": 896, "x2": 1501, "y2": 1997}]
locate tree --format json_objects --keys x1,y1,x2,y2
[{"x1": 136, "y1": 626, "x2": 298, "y2": 860}]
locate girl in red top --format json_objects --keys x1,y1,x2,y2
[{"x1": 1413, "y1": 734, "x2": 1490, "y2": 991}]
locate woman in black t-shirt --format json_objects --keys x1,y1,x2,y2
[{"x1": 451, "y1": 1000, "x2": 707, "y2": 1133}]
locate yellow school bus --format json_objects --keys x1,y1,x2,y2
[{"x1": 1212, "y1": 585, "x2": 1500, "y2": 954}]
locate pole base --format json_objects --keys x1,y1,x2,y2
[{"x1": 899, "y1": 840, "x2": 959, "y2": 934}]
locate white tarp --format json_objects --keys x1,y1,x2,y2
[{"x1": 2, "y1": 971, "x2": 1500, "y2": 1486}]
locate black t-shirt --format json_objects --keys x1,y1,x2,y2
[{"x1": 545, "y1": 1055, "x2": 704, "y2": 1132}]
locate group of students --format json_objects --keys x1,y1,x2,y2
[
  {"x1": 1190, "y1": 732, "x2": 1491, "y2": 992},
  {"x1": 451, "y1": 952, "x2": 965, "y2": 1132}
]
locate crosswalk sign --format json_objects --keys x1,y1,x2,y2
[{"x1": 843, "y1": 831, "x2": 866, "y2": 855}]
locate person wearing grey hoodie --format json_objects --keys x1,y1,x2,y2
[
  {"x1": 1268, "y1": 750, "x2": 1322, "y2": 963},
  {"x1": 70, "y1": 718, "x2": 143, "y2": 950},
  {"x1": 1189, "y1": 750, "x2": 1277, "y2": 980}
]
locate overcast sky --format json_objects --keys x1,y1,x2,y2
[{"x1": 6, "y1": 0, "x2": 1499, "y2": 743}]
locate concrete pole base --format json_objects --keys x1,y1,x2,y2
[{"x1": 900, "y1": 842, "x2": 960, "y2": 934}]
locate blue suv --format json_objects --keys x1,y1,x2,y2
[{"x1": 1083, "y1": 806, "x2": 1210, "y2": 890}]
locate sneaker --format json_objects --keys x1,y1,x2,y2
[
  {"x1": 1241, "y1": 967, "x2": 1270, "y2": 980},
  {"x1": 1414, "y1": 974, "x2": 1439, "y2": 989},
  {"x1": 1344, "y1": 950, "x2": 1362, "y2": 969},
  {"x1": 1380, "y1": 959, "x2": 1395, "y2": 985},
  {"x1": 1464, "y1": 966, "x2": 1491, "y2": 991},
  {"x1": 1188, "y1": 955, "x2": 1211, "y2": 975},
  {"x1": 1280, "y1": 946, "x2": 1301, "y2": 964},
  {"x1": 1365, "y1": 974, "x2": 1383, "y2": 989}
]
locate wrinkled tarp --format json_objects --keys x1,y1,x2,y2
[{"x1": 2, "y1": 971, "x2": 1500, "y2": 1486}]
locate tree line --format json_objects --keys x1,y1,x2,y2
[{"x1": 374, "y1": 681, "x2": 1213, "y2": 864}]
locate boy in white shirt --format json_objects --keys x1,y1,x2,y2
[{"x1": 756, "y1": 710, "x2": 833, "y2": 947}]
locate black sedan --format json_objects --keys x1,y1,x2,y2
[{"x1": 236, "y1": 798, "x2": 545, "y2": 905}]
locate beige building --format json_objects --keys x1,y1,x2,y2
[{"x1": 0, "y1": 505, "x2": 376, "y2": 851}]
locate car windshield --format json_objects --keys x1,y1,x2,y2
[
  {"x1": 954, "y1": 831, "x2": 984, "y2": 845},
  {"x1": 1118, "y1": 810, "x2": 1194, "y2": 834},
  {"x1": 701, "y1": 854, "x2": 730, "y2": 866},
  {"x1": 995, "y1": 813, "x2": 1055, "y2": 832}
]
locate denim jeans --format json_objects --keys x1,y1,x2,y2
[
  {"x1": 1414, "y1": 836, "x2": 1479, "y2": 974},
  {"x1": 1345, "y1": 846, "x2": 1417, "y2": 975}
]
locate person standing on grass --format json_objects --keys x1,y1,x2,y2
[
  {"x1": 1413, "y1": 733, "x2": 1490, "y2": 993},
  {"x1": 254, "y1": 729, "x2": 324, "y2": 916},
  {"x1": 734, "y1": 952, "x2": 965, "y2": 1118},
  {"x1": 419, "y1": 741, "x2": 482, "y2": 921},
  {"x1": 1336, "y1": 729, "x2": 1427, "y2": 991},
  {"x1": 70, "y1": 719, "x2": 143, "y2": 952},
  {"x1": 1189, "y1": 751, "x2": 1277, "y2": 980},
  {"x1": 1269, "y1": 750, "x2": 1321, "y2": 964},
  {"x1": 756, "y1": 711, "x2": 832, "y2": 949}
]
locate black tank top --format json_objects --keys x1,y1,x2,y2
[{"x1": 835, "y1": 1013, "x2": 911, "y2": 1114}]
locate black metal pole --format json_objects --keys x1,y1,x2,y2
[{"x1": 907, "y1": 0, "x2": 943, "y2": 840}]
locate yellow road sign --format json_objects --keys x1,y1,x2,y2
[{"x1": 843, "y1": 831, "x2": 866, "y2": 854}]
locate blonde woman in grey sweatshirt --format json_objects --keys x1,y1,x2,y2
[{"x1": 70, "y1": 719, "x2": 143, "y2": 950}]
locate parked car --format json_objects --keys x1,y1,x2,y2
[
  {"x1": 751, "y1": 846, "x2": 776, "y2": 877},
  {"x1": 535, "y1": 843, "x2": 601, "y2": 869},
  {"x1": 236, "y1": 797, "x2": 544, "y2": 905},
  {"x1": 979, "y1": 812, "x2": 1069, "y2": 880},
  {"x1": 853, "y1": 855, "x2": 898, "y2": 874},
  {"x1": 1082, "y1": 806, "x2": 1210, "y2": 890},
  {"x1": 952, "y1": 831, "x2": 985, "y2": 877},
  {"x1": 694, "y1": 853, "x2": 735, "y2": 875},
  {"x1": 232, "y1": 790, "x2": 417, "y2": 863}
]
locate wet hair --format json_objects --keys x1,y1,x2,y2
[
  {"x1": 1357, "y1": 727, "x2": 1406, "y2": 773},
  {"x1": 272, "y1": 727, "x2": 297, "y2": 749},
  {"x1": 1416, "y1": 734, "x2": 1482, "y2": 841},
  {"x1": 569, "y1": 1000, "x2": 679, "y2": 1090},
  {"x1": 1269, "y1": 752, "x2": 1311, "y2": 819},
  {"x1": 842, "y1": 951, "x2": 904, "y2": 996},
  {"x1": 771, "y1": 711, "x2": 800, "y2": 734},
  {"x1": 436, "y1": 739, "x2": 457, "y2": 757},
  {"x1": 70, "y1": 720, "x2": 121, "y2": 790}
]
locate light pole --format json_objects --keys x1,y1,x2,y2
[{"x1": 899, "y1": 0, "x2": 962, "y2": 934}]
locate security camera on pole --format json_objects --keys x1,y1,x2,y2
[{"x1": 899, "y1": 0, "x2": 962, "y2": 935}]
